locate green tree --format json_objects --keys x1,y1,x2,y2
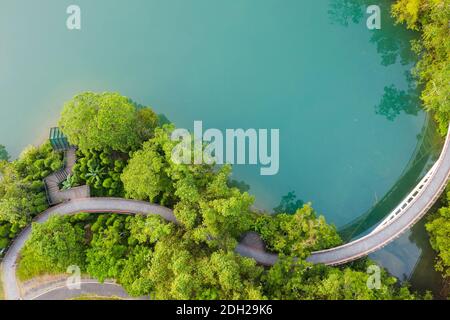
[
  {"x1": 392, "y1": 0, "x2": 423, "y2": 30},
  {"x1": 262, "y1": 256, "x2": 418, "y2": 300},
  {"x1": 59, "y1": 92, "x2": 158, "y2": 152},
  {"x1": 193, "y1": 165, "x2": 255, "y2": 247},
  {"x1": 86, "y1": 215, "x2": 130, "y2": 282},
  {"x1": 17, "y1": 216, "x2": 86, "y2": 280},
  {"x1": 121, "y1": 126, "x2": 177, "y2": 205},
  {"x1": 197, "y1": 250, "x2": 264, "y2": 300},
  {"x1": 254, "y1": 205, "x2": 342, "y2": 259},
  {"x1": 119, "y1": 245, "x2": 154, "y2": 296},
  {"x1": 0, "y1": 164, "x2": 44, "y2": 228},
  {"x1": 122, "y1": 126, "x2": 255, "y2": 248},
  {"x1": 72, "y1": 149, "x2": 125, "y2": 197},
  {"x1": 143, "y1": 232, "x2": 264, "y2": 300},
  {"x1": 0, "y1": 143, "x2": 61, "y2": 233}
]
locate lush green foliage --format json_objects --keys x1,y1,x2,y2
[
  {"x1": 426, "y1": 187, "x2": 450, "y2": 278},
  {"x1": 254, "y1": 205, "x2": 342, "y2": 259},
  {"x1": 392, "y1": 0, "x2": 450, "y2": 135},
  {"x1": 71, "y1": 149, "x2": 126, "y2": 197},
  {"x1": 19, "y1": 211, "x2": 419, "y2": 299},
  {"x1": 0, "y1": 143, "x2": 62, "y2": 249},
  {"x1": 120, "y1": 126, "x2": 179, "y2": 205},
  {"x1": 17, "y1": 215, "x2": 89, "y2": 280},
  {"x1": 122, "y1": 125, "x2": 255, "y2": 249},
  {"x1": 85, "y1": 215, "x2": 128, "y2": 282},
  {"x1": 263, "y1": 258, "x2": 421, "y2": 300},
  {"x1": 59, "y1": 92, "x2": 159, "y2": 153},
  {"x1": 144, "y1": 240, "x2": 264, "y2": 299},
  {"x1": 85, "y1": 214, "x2": 264, "y2": 299}
]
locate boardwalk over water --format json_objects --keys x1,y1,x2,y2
[
  {"x1": 238, "y1": 125, "x2": 450, "y2": 266},
  {"x1": 309, "y1": 126, "x2": 450, "y2": 265}
]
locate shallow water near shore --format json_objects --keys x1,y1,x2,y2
[{"x1": 0, "y1": 0, "x2": 445, "y2": 294}]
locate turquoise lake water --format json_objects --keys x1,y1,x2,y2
[{"x1": 0, "y1": 0, "x2": 445, "y2": 295}]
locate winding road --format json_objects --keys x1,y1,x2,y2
[{"x1": 2, "y1": 126, "x2": 449, "y2": 299}]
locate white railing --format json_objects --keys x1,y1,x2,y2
[
  {"x1": 371, "y1": 161, "x2": 438, "y2": 233},
  {"x1": 371, "y1": 126, "x2": 450, "y2": 234}
]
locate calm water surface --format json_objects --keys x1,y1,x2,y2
[{"x1": 0, "y1": 0, "x2": 445, "y2": 293}]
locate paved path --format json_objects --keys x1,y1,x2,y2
[
  {"x1": 24, "y1": 278, "x2": 135, "y2": 300},
  {"x1": 44, "y1": 148, "x2": 90, "y2": 205},
  {"x1": 31, "y1": 282, "x2": 128, "y2": 300}
]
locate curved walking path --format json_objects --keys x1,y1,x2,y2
[
  {"x1": 31, "y1": 282, "x2": 128, "y2": 300},
  {"x1": 24, "y1": 278, "x2": 136, "y2": 300},
  {"x1": 2, "y1": 126, "x2": 449, "y2": 299}
]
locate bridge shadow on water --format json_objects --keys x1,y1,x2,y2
[
  {"x1": 369, "y1": 214, "x2": 449, "y2": 299},
  {"x1": 338, "y1": 117, "x2": 443, "y2": 241},
  {"x1": 407, "y1": 218, "x2": 450, "y2": 299}
]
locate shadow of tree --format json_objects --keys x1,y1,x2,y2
[
  {"x1": 273, "y1": 191, "x2": 304, "y2": 214},
  {"x1": 228, "y1": 179, "x2": 251, "y2": 193},
  {"x1": 407, "y1": 218, "x2": 449, "y2": 299},
  {"x1": 328, "y1": 0, "x2": 417, "y2": 66},
  {"x1": 328, "y1": 0, "x2": 365, "y2": 27},
  {"x1": 328, "y1": 0, "x2": 421, "y2": 121},
  {"x1": 338, "y1": 118, "x2": 441, "y2": 241}
]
